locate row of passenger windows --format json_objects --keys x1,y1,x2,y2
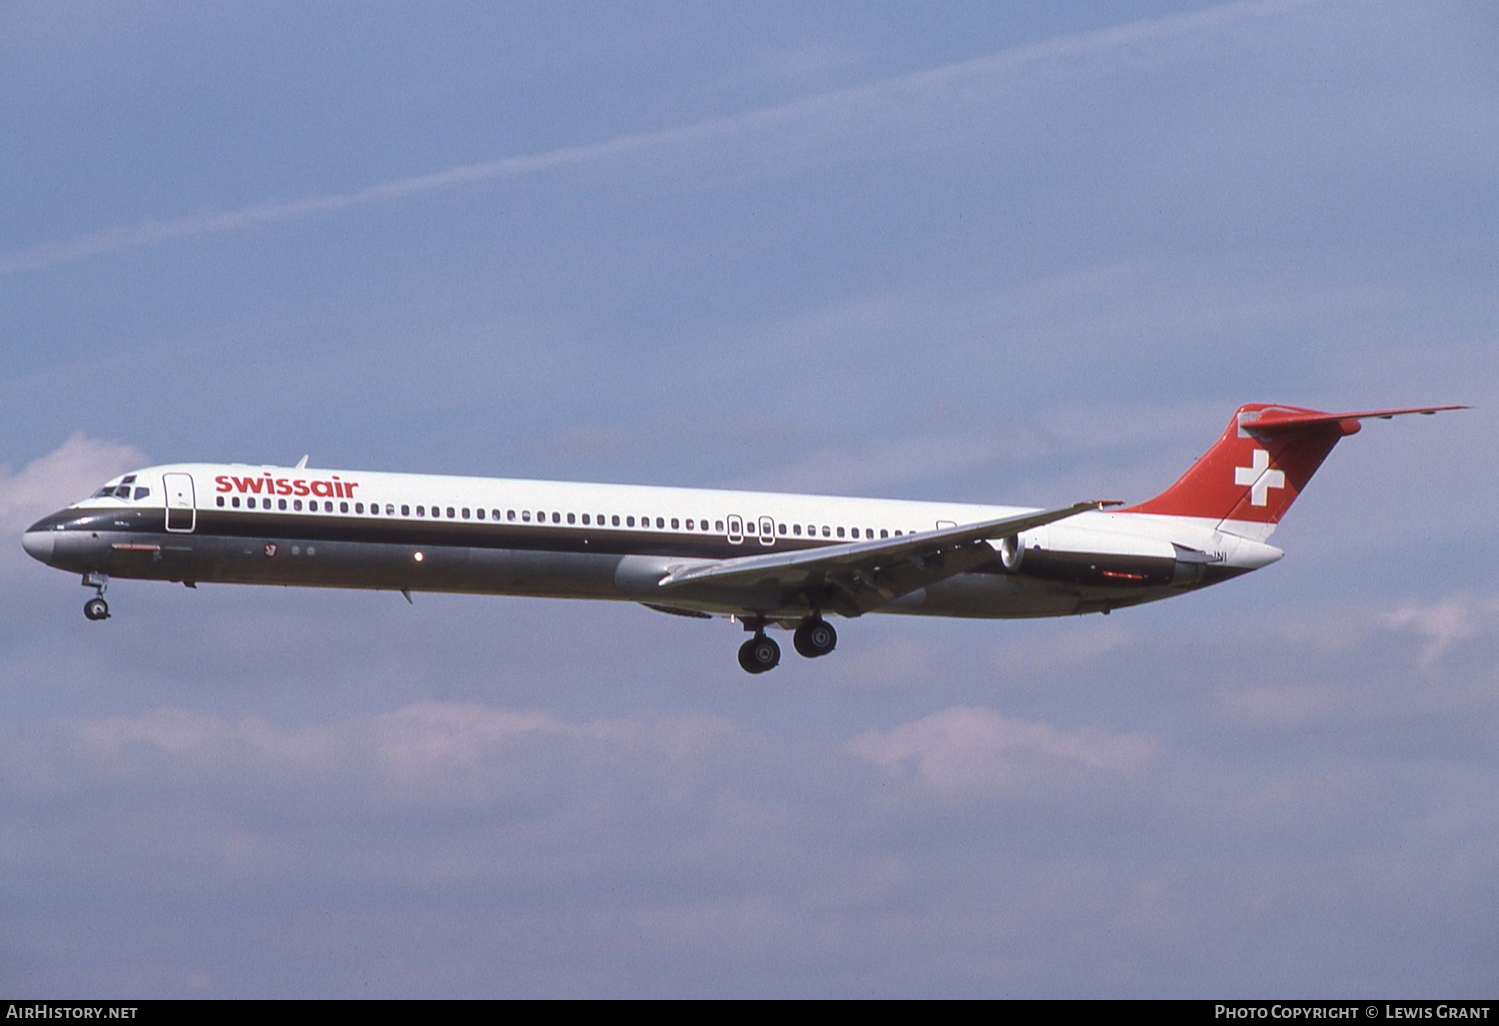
[{"x1": 214, "y1": 493, "x2": 913, "y2": 540}]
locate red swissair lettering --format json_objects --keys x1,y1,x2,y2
[{"x1": 215, "y1": 474, "x2": 359, "y2": 498}]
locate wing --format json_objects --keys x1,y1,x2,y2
[{"x1": 657, "y1": 500, "x2": 1118, "y2": 617}]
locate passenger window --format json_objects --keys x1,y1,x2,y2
[
  {"x1": 552, "y1": 512, "x2": 560, "y2": 524},
  {"x1": 653, "y1": 517, "x2": 662, "y2": 529},
  {"x1": 581, "y1": 514, "x2": 590, "y2": 525},
  {"x1": 401, "y1": 505, "x2": 410, "y2": 516},
  {"x1": 417, "y1": 506, "x2": 425, "y2": 517},
  {"x1": 880, "y1": 529, "x2": 888, "y2": 538},
  {"x1": 715, "y1": 520, "x2": 724, "y2": 531},
  {"x1": 670, "y1": 518, "x2": 679, "y2": 530},
  {"x1": 446, "y1": 507, "x2": 455, "y2": 518},
  {"x1": 612, "y1": 515, "x2": 620, "y2": 526},
  {"x1": 627, "y1": 516, "x2": 635, "y2": 527},
  {"x1": 462, "y1": 508, "x2": 470, "y2": 519},
  {"x1": 837, "y1": 527, "x2": 845, "y2": 538},
  {"x1": 567, "y1": 513, "x2": 576, "y2": 525},
  {"x1": 294, "y1": 499, "x2": 303, "y2": 511},
  {"x1": 521, "y1": 510, "x2": 531, "y2": 522},
  {"x1": 476, "y1": 509, "x2": 484, "y2": 520},
  {"x1": 355, "y1": 503, "x2": 364, "y2": 514},
  {"x1": 507, "y1": 510, "x2": 515, "y2": 521},
  {"x1": 232, "y1": 497, "x2": 241, "y2": 508},
  {"x1": 747, "y1": 522, "x2": 757, "y2": 535},
  {"x1": 793, "y1": 524, "x2": 801, "y2": 535},
  {"x1": 778, "y1": 524, "x2": 787, "y2": 535},
  {"x1": 340, "y1": 502, "x2": 349, "y2": 513},
  {"x1": 822, "y1": 526, "x2": 830, "y2": 537},
  {"x1": 279, "y1": 499, "x2": 287, "y2": 511},
  {"x1": 216, "y1": 496, "x2": 225, "y2": 507}
]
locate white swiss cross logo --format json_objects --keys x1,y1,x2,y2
[{"x1": 1234, "y1": 448, "x2": 1286, "y2": 507}]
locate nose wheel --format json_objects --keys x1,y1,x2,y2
[
  {"x1": 82, "y1": 572, "x2": 110, "y2": 621},
  {"x1": 737, "y1": 634, "x2": 781, "y2": 674}
]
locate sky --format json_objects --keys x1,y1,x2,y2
[{"x1": 1, "y1": 0, "x2": 1496, "y2": 998}]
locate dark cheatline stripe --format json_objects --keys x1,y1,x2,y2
[{"x1": 33, "y1": 507, "x2": 834, "y2": 561}]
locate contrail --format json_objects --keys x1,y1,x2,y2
[{"x1": 0, "y1": 0, "x2": 1317, "y2": 276}]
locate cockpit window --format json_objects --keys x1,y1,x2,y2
[{"x1": 91, "y1": 476, "x2": 149, "y2": 501}]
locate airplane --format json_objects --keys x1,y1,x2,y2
[{"x1": 22, "y1": 403, "x2": 1463, "y2": 673}]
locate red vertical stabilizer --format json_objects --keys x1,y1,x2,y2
[{"x1": 1122, "y1": 403, "x2": 1465, "y2": 528}]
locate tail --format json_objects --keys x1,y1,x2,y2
[{"x1": 1123, "y1": 403, "x2": 1466, "y2": 540}]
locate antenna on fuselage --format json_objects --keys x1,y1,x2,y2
[{"x1": 295, "y1": 455, "x2": 309, "y2": 469}]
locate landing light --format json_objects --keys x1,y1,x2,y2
[{"x1": 413, "y1": 551, "x2": 424, "y2": 562}]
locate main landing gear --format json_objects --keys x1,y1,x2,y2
[
  {"x1": 793, "y1": 618, "x2": 837, "y2": 659},
  {"x1": 82, "y1": 573, "x2": 110, "y2": 621},
  {"x1": 738, "y1": 634, "x2": 780, "y2": 674},
  {"x1": 736, "y1": 617, "x2": 838, "y2": 673}
]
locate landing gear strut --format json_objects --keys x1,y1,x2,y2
[
  {"x1": 82, "y1": 573, "x2": 110, "y2": 621},
  {"x1": 793, "y1": 618, "x2": 837, "y2": 658},
  {"x1": 737, "y1": 633, "x2": 781, "y2": 674}
]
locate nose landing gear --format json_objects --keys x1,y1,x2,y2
[{"x1": 82, "y1": 573, "x2": 110, "y2": 621}]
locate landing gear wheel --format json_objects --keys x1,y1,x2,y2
[
  {"x1": 793, "y1": 619, "x2": 837, "y2": 658},
  {"x1": 83, "y1": 597, "x2": 110, "y2": 621},
  {"x1": 738, "y1": 635, "x2": 781, "y2": 674}
]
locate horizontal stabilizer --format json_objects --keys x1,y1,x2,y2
[{"x1": 1241, "y1": 405, "x2": 1468, "y2": 436}]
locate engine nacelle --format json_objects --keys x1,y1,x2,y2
[{"x1": 999, "y1": 534, "x2": 1025, "y2": 571}]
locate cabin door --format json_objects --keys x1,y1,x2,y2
[{"x1": 164, "y1": 473, "x2": 196, "y2": 533}]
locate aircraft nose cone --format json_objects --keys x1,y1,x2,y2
[{"x1": 22, "y1": 530, "x2": 55, "y2": 564}]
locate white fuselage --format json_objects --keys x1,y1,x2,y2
[{"x1": 24, "y1": 462, "x2": 1282, "y2": 624}]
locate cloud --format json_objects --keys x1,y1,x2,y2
[
  {"x1": 0, "y1": 0, "x2": 1322, "y2": 277},
  {"x1": 0, "y1": 435, "x2": 146, "y2": 571},
  {"x1": 3, "y1": 683, "x2": 1496, "y2": 995},
  {"x1": 1384, "y1": 595, "x2": 1499, "y2": 663},
  {"x1": 1215, "y1": 683, "x2": 1354, "y2": 726},
  {"x1": 846, "y1": 706, "x2": 1158, "y2": 800}
]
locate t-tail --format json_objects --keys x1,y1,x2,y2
[{"x1": 1122, "y1": 403, "x2": 1467, "y2": 542}]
